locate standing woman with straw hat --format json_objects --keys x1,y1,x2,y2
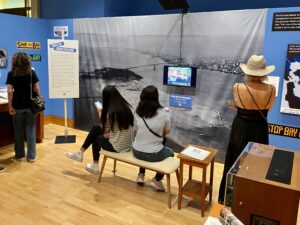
[{"x1": 218, "y1": 55, "x2": 276, "y2": 204}]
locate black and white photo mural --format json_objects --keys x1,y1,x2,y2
[{"x1": 74, "y1": 9, "x2": 267, "y2": 162}]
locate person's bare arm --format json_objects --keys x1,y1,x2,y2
[
  {"x1": 96, "y1": 108, "x2": 102, "y2": 124},
  {"x1": 162, "y1": 128, "x2": 170, "y2": 137},
  {"x1": 103, "y1": 117, "x2": 111, "y2": 138},
  {"x1": 33, "y1": 82, "x2": 41, "y2": 96},
  {"x1": 229, "y1": 83, "x2": 239, "y2": 109},
  {"x1": 227, "y1": 99, "x2": 237, "y2": 109},
  {"x1": 267, "y1": 85, "x2": 276, "y2": 110},
  {"x1": 7, "y1": 84, "x2": 16, "y2": 115},
  {"x1": 163, "y1": 111, "x2": 171, "y2": 136}
]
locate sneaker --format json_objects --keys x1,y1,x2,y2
[
  {"x1": 0, "y1": 166, "x2": 6, "y2": 173},
  {"x1": 85, "y1": 163, "x2": 99, "y2": 174},
  {"x1": 136, "y1": 173, "x2": 145, "y2": 185},
  {"x1": 149, "y1": 177, "x2": 165, "y2": 192},
  {"x1": 27, "y1": 158, "x2": 36, "y2": 163},
  {"x1": 66, "y1": 151, "x2": 83, "y2": 162}
]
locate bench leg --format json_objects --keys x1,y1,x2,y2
[
  {"x1": 175, "y1": 169, "x2": 180, "y2": 186},
  {"x1": 112, "y1": 159, "x2": 117, "y2": 173},
  {"x1": 98, "y1": 156, "x2": 107, "y2": 183},
  {"x1": 166, "y1": 174, "x2": 171, "y2": 209}
]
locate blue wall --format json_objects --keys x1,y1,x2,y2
[
  {"x1": 264, "y1": 7, "x2": 300, "y2": 151},
  {"x1": 40, "y1": 0, "x2": 300, "y2": 19},
  {"x1": 104, "y1": 0, "x2": 133, "y2": 17},
  {"x1": 0, "y1": 14, "x2": 74, "y2": 119},
  {"x1": 40, "y1": 0, "x2": 104, "y2": 19},
  {"x1": 0, "y1": 13, "x2": 48, "y2": 109}
]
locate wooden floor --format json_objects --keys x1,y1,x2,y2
[{"x1": 0, "y1": 124, "x2": 298, "y2": 225}]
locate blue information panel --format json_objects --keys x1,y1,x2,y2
[{"x1": 169, "y1": 94, "x2": 192, "y2": 109}]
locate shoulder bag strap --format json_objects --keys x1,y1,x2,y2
[
  {"x1": 244, "y1": 82, "x2": 267, "y2": 122},
  {"x1": 142, "y1": 117, "x2": 163, "y2": 138}
]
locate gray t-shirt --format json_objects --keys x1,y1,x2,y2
[{"x1": 132, "y1": 107, "x2": 170, "y2": 153}]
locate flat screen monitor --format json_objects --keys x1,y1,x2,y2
[{"x1": 163, "y1": 66, "x2": 197, "y2": 87}]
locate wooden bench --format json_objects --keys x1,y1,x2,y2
[{"x1": 98, "y1": 150, "x2": 180, "y2": 208}]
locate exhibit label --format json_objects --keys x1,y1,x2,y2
[
  {"x1": 16, "y1": 41, "x2": 41, "y2": 49},
  {"x1": 272, "y1": 12, "x2": 300, "y2": 31},
  {"x1": 48, "y1": 39, "x2": 79, "y2": 99},
  {"x1": 29, "y1": 54, "x2": 41, "y2": 62},
  {"x1": 49, "y1": 41, "x2": 64, "y2": 48},
  {"x1": 268, "y1": 123, "x2": 300, "y2": 139},
  {"x1": 280, "y1": 44, "x2": 300, "y2": 115},
  {"x1": 169, "y1": 94, "x2": 192, "y2": 109},
  {"x1": 53, "y1": 26, "x2": 69, "y2": 37}
]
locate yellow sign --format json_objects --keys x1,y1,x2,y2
[
  {"x1": 16, "y1": 41, "x2": 41, "y2": 49},
  {"x1": 268, "y1": 123, "x2": 300, "y2": 139}
]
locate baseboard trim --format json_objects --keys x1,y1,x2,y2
[{"x1": 44, "y1": 115, "x2": 74, "y2": 128}]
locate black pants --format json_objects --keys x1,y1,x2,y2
[
  {"x1": 139, "y1": 168, "x2": 164, "y2": 181},
  {"x1": 82, "y1": 125, "x2": 116, "y2": 161}
]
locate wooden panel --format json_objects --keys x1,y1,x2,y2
[
  {"x1": 0, "y1": 103, "x2": 44, "y2": 146},
  {"x1": 182, "y1": 180, "x2": 211, "y2": 200},
  {"x1": 208, "y1": 203, "x2": 225, "y2": 218},
  {"x1": 231, "y1": 145, "x2": 300, "y2": 225},
  {"x1": 36, "y1": 112, "x2": 44, "y2": 143},
  {"x1": 232, "y1": 176, "x2": 300, "y2": 225},
  {"x1": 44, "y1": 115, "x2": 74, "y2": 128}
]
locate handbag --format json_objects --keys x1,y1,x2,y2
[
  {"x1": 30, "y1": 71, "x2": 45, "y2": 113},
  {"x1": 142, "y1": 117, "x2": 167, "y2": 146}
]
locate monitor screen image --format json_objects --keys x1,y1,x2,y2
[{"x1": 163, "y1": 66, "x2": 197, "y2": 87}]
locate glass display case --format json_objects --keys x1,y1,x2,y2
[{"x1": 224, "y1": 142, "x2": 300, "y2": 225}]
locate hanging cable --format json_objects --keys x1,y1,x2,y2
[{"x1": 179, "y1": 10, "x2": 185, "y2": 65}]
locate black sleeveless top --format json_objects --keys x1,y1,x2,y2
[{"x1": 237, "y1": 108, "x2": 268, "y2": 121}]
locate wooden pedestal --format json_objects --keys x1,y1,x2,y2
[
  {"x1": 230, "y1": 143, "x2": 300, "y2": 225},
  {"x1": 0, "y1": 103, "x2": 44, "y2": 147}
]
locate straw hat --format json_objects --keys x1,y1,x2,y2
[{"x1": 240, "y1": 55, "x2": 275, "y2": 76}]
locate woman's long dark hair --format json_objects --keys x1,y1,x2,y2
[
  {"x1": 136, "y1": 85, "x2": 163, "y2": 118},
  {"x1": 11, "y1": 52, "x2": 31, "y2": 76},
  {"x1": 100, "y1": 85, "x2": 134, "y2": 131}
]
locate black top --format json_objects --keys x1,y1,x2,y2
[
  {"x1": 6, "y1": 70, "x2": 39, "y2": 109},
  {"x1": 237, "y1": 108, "x2": 268, "y2": 121}
]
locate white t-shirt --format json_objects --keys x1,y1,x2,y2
[{"x1": 132, "y1": 107, "x2": 170, "y2": 153}]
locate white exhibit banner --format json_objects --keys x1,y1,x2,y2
[
  {"x1": 264, "y1": 76, "x2": 280, "y2": 97},
  {"x1": 280, "y1": 44, "x2": 300, "y2": 115},
  {"x1": 48, "y1": 39, "x2": 79, "y2": 98}
]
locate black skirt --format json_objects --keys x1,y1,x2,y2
[{"x1": 218, "y1": 109, "x2": 269, "y2": 203}]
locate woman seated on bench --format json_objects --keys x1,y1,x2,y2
[
  {"x1": 66, "y1": 85, "x2": 134, "y2": 174},
  {"x1": 132, "y1": 85, "x2": 174, "y2": 192}
]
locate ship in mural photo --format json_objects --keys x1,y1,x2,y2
[{"x1": 74, "y1": 9, "x2": 267, "y2": 162}]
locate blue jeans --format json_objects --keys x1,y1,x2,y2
[
  {"x1": 133, "y1": 147, "x2": 174, "y2": 181},
  {"x1": 13, "y1": 109, "x2": 37, "y2": 160}
]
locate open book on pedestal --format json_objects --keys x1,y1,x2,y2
[{"x1": 180, "y1": 145, "x2": 210, "y2": 161}]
